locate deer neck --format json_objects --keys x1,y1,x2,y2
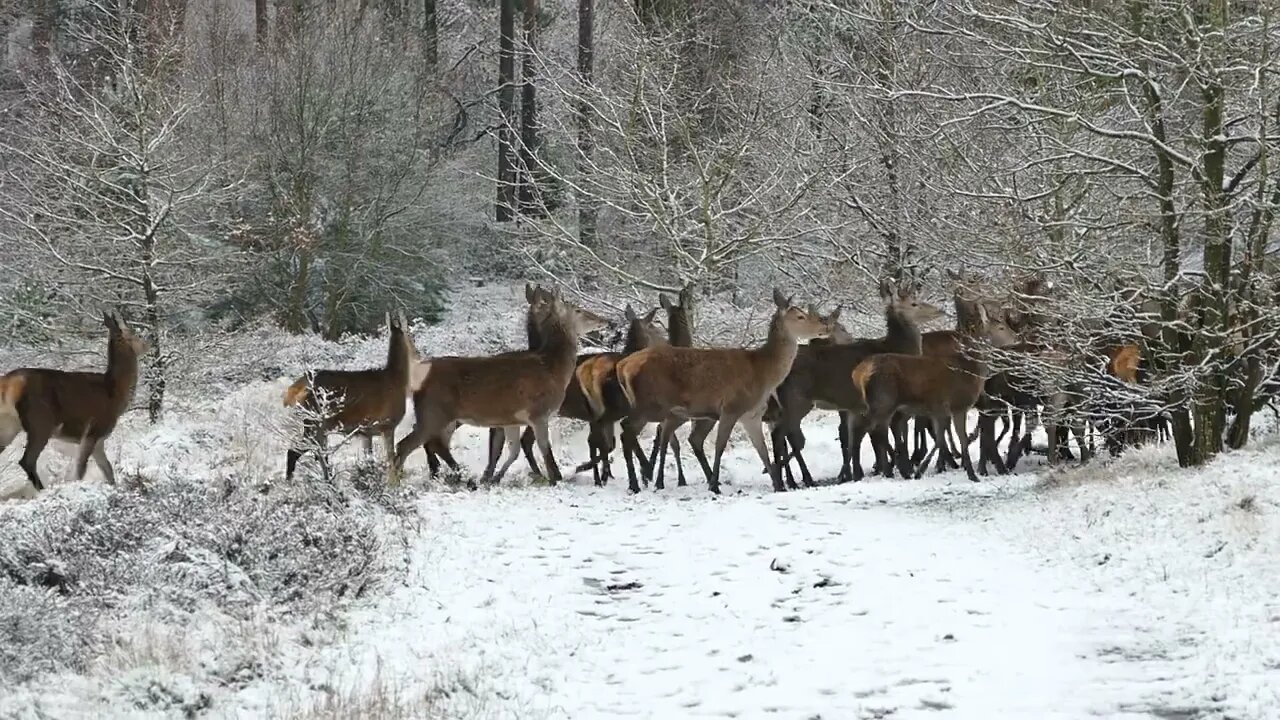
[
  {"x1": 667, "y1": 312, "x2": 693, "y2": 347},
  {"x1": 536, "y1": 316, "x2": 580, "y2": 376},
  {"x1": 751, "y1": 313, "x2": 800, "y2": 390},
  {"x1": 884, "y1": 308, "x2": 923, "y2": 354},
  {"x1": 385, "y1": 331, "x2": 411, "y2": 388},
  {"x1": 623, "y1": 324, "x2": 663, "y2": 355},
  {"x1": 105, "y1": 339, "x2": 140, "y2": 408},
  {"x1": 525, "y1": 312, "x2": 543, "y2": 351}
]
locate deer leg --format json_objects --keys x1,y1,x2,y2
[
  {"x1": 394, "y1": 405, "x2": 436, "y2": 478},
  {"x1": 481, "y1": 428, "x2": 504, "y2": 479},
  {"x1": 653, "y1": 417, "x2": 682, "y2": 490},
  {"x1": 789, "y1": 426, "x2": 815, "y2": 488},
  {"x1": 687, "y1": 419, "x2": 716, "y2": 485},
  {"x1": 707, "y1": 413, "x2": 741, "y2": 495},
  {"x1": 530, "y1": 418, "x2": 560, "y2": 485},
  {"x1": 18, "y1": 426, "x2": 49, "y2": 491},
  {"x1": 381, "y1": 429, "x2": 400, "y2": 485},
  {"x1": 91, "y1": 440, "x2": 116, "y2": 485},
  {"x1": 910, "y1": 418, "x2": 929, "y2": 467},
  {"x1": 1004, "y1": 409, "x2": 1024, "y2": 469},
  {"x1": 836, "y1": 411, "x2": 852, "y2": 484},
  {"x1": 892, "y1": 415, "x2": 914, "y2": 479},
  {"x1": 72, "y1": 434, "x2": 95, "y2": 481},
  {"x1": 520, "y1": 426, "x2": 544, "y2": 477},
  {"x1": 620, "y1": 420, "x2": 646, "y2": 493},
  {"x1": 488, "y1": 426, "x2": 524, "y2": 484},
  {"x1": 741, "y1": 414, "x2": 782, "y2": 493},
  {"x1": 770, "y1": 424, "x2": 790, "y2": 487},
  {"x1": 586, "y1": 423, "x2": 603, "y2": 487},
  {"x1": 669, "y1": 434, "x2": 687, "y2": 487},
  {"x1": 931, "y1": 416, "x2": 952, "y2": 476},
  {"x1": 845, "y1": 413, "x2": 864, "y2": 482},
  {"x1": 953, "y1": 410, "x2": 979, "y2": 482}
]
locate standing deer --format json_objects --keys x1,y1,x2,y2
[
  {"x1": 0, "y1": 311, "x2": 146, "y2": 491},
  {"x1": 765, "y1": 304, "x2": 853, "y2": 489},
  {"x1": 574, "y1": 305, "x2": 668, "y2": 485},
  {"x1": 847, "y1": 307, "x2": 1004, "y2": 483},
  {"x1": 395, "y1": 289, "x2": 608, "y2": 485},
  {"x1": 283, "y1": 311, "x2": 418, "y2": 484},
  {"x1": 765, "y1": 280, "x2": 945, "y2": 485},
  {"x1": 613, "y1": 288, "x2": 830, "y2": 494}
]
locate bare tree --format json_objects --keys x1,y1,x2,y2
[{"x1": 0, "y1": 0, "x2": 238, "y2": 421}]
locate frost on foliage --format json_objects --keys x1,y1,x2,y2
[{"x1": 0, "y1": 473, "x2": 409, "y2": 687}]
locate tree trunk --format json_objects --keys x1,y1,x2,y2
[
  {"x1": 517, "y1": 0, "x2": 542, "y2": 216},
  {"x1": 577, "y1": 0, "x2": 597, "y2": 245},
  {"x1": 496, "y1": 0, "x2": 517, "y2": 222},
  {"x1": 1190, "y1": 0, "x2": 1231, "y2": 465},
  {"x1": 255, "y1": 0, "x2": 268, "y2": 46},
  {"x1": 423, "y1": 0, "x2": 437, "y2": 65}
]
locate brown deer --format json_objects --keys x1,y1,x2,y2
[
  {"x1": 395, "y1": 289, "x2": 608, "y2": 485},
  {"x1": 613, "y1": 288, "x2": 830, "y2": 494},
  {"x1": 573, "y1": 305, "x2": 668, "y2": 485},
  {"x1": 764, "y1": 280, "x2": 945, "y2": 485},
  {"x1": 0, "y1": 311, "x2": 147, "y2": 491},
  {"x1": 765, "y1": 304, "x2": 854, "y2": 489},
  {"x1": 847, "y1": 306, "x2": 1004, "y2": 483},
  {"x1": 283, "y1": 311, "x2": 418, "y2": 484}
]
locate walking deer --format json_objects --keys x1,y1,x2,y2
[
  {"x1": 395, "y1": 289, "x2": 608, "y2": 485},
  {"x1": 614, "y1": 288, "x2": 830, "y2": 494},
  {"x1": 0, "y1": 311, "x2": 146, "y2": 491},
  {"x1": 283, "y1": 311, "x2": 419, "y2": 484},
  {"x1": 765, "y1": 280, "x2": 945, "y2": 485},
  {"x1": 847, "y1": 307, "x2": 1004, "y2": 483}
]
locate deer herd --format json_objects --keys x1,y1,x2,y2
[{"x1": 0, "y1": 275, "x2": 1158, "y2": 496}]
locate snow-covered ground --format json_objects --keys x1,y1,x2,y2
[{"x1": 2, "y1": 284, "x2": 1278, "y2": 719}]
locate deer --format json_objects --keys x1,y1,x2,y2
[
  {"x1": 764, "y1": 304, "x2": 854, "y2": 489},
  {"x1": 0, "y1": 311, "x2": 147, "y2": 491},
  {"x1": 283, "y1": 310, "x2": 418, "y2": 484},
  {"x1": 764, "y1": 280, "x2": 946, "y2": 486},
  {"x1": 395, "y1": 289, "x2": 608, "y2": 485},
  {"x1": 613, "y1": 288, "x2": 831, "y2": 494},
  {"x1": 846, "y1": 305, "x2": 1007, "y2": 483},
  {"x1": 574, "y1": 305, "x2": 669, "y2": 486}
]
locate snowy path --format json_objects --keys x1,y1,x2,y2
[{"x1": 238, "y1": 466, "x2": 1204, "y2": 719}]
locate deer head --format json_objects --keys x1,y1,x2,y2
[
  {"x1": 773, "y1": 288, "x2": 831, "y2": 342},
  {"x1": 104, "y1": 310, "x2": 148, "y2": 356},
  {"x1": 879, "y1": 279, "x2": 947, "y2": 327}
]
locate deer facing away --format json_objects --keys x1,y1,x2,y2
[{"x1": 0, "y1": 311, "x2": 147, "y2": 491}]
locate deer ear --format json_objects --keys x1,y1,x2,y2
[
  {"x1": 976, "y1": 303, "x2": 990, "y2": 327},
  {"x1": 645, "y1": 307, "x2": 661, "y2": 322},
  {"x1": 808, "y1": 303, "x2": 820, "y2": 317},
  {"x1": 879, "y1": 279, "x2": 895, "y2": 303},
  {"x1": 772, "y1": 287, "x2": 788, "y2": 308},
  {"x1": 659, "y1": 294, "x2": 673, "y2": 311},
  {"x1": 525, "y1": 283, "x2": 535, "y2": 303},
  {"x1": 624, "y1": 304, "x2": 637, "y2": 321},
  {"x1": 945, "y1": 269, "x2": 960, "y2": 281},
  {"x1": 680, "y1": 283, "x2": 695, "y2": 304},
  {"x1": 829, "y1": 304, "x2": 841, "y2": 322}
]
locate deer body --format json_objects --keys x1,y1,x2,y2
[
  {"x1": 769, "y1": 282, "x2": 945, "y2": 485},
  {"x1": 614, "y1": 289, "x2": 828, "y2": 493},
  {"x1": 397, "y1": 291, "x2": 605, "y2": 485},
  {"x1": 0, "y1": 312, "x2": 145, "y2": 490},
  {"x1": 283, "y1": 312, "x2": 417, "y2": 484},
  {"x1": 849, "y1": 352, "x2": 986, "y2": 482}
]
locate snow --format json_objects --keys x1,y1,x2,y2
[{"x1": 2, "y1": 284, "x2": 1279, "y2": 719}]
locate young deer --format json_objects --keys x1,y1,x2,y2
[
  {"x1": 767, "y1": 280, "x2": 945, "y2": 485},
  {"x1": 479, "y1": 283, "x2": 556, "y2": 479},
  {"x1": 614, "y1": 288, "x2": 830, "y2": 494},
  {"x1": 847, "y1": 307, "x2": 1003, "y2": 483},
  {"x1": 283, "y1": 311, "x2": 418, "y2": 484},
  {"x1": 396, "y1": 290, "x2": 608, "y2": 485},
  {"x1": 0, "y1": 311, "x2": 147, "y2": 491}
]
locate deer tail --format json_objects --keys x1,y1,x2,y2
[
  {"x1": 617, "y1": 361, "x2": 639, "y2": 410},
  {"x1": 850, "y1": 359, "x2": 876, "y2": 415},
  {"x1": 578, "y1": 362, "x2": 607, "y2": 418},
  {"x1": 282, "y1": 377, "x2": 310, "y2": 407},
  {"x1": 0, "y1": 373, "x2": 25, "y2": 421}
]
